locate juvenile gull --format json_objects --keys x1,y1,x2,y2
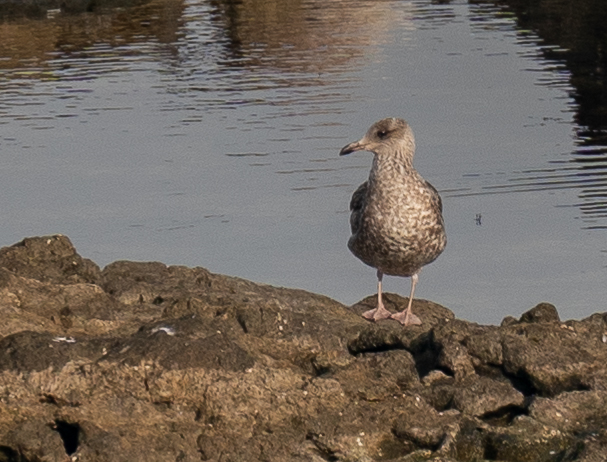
[{"x1": 340, "y1": 118, "x2": 446, "y2": 326}]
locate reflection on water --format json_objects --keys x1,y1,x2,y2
[
  {"x1": 456, "y1": 0, "x2": 607, "y2": 230},
  {"x1": 0, "y1": 0, "x2": 605, "y2": 324},
  {"x1": 0, "y1": 0, "x2": 184, "y2": 76},
  {"x1": 491, "y1": 0, "x2": 607, "y2": 130}
]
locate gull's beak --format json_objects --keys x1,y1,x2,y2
[{"x1": 339, "y1": 139, "x2": 367, "y2": 156}]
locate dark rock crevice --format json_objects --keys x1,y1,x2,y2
[
  {"x1": 0, "y1": 446, "x2": 24, "y2": 462},
  {"x1": 500, "y1": 366, "x2": 541, "y2": 397},
  {"x1": 52, "y1": 420, "x2": 81, "y2": 455},
  {"x1": 480, "y1": 404, "x2": 529, "y2": 426},
  {"x1": 306, "y1": 433, "x2": 340, "y2": 462}
]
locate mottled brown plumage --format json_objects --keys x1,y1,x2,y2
[{"x1": 340, "y1": 118, "x2": 446, "y2": 325}]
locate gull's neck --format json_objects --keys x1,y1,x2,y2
[{"x1": 370, "y1": 147, "x2": 416, "y2": 183}]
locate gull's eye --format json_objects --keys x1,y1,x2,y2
[{"x1": 377, "y1": 130, "x2": 388, "y2": 139}]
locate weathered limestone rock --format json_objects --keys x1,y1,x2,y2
[{"x1": 0, "y1": 235, "x2": 605, "y2": 461}]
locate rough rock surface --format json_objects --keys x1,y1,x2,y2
[{"x1": 0, "y1": 235, "x2": 606, "y2": 461}]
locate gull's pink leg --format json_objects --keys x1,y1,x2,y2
[
  {"x1": 362, "y1": 270, "x2": 392, "y2": 321},
  {"x1": 391, "y1": 273, "x2": 422, "y2": 326}
]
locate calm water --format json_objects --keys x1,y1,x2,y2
[{"x1": 1, "y1": 0, "x2": 605, "y2": 324}]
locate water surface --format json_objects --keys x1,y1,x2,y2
[{"x1": 1, "y1": 0, "x2": 605, "y2": 324}]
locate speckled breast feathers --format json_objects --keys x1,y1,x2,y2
[{"x1": 340, "y1": 118, "x2": 446, "y2": 277}]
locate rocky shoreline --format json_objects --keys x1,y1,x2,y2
[{"x1": 0, "y1": 235, "x2": 605, "y2": 461}]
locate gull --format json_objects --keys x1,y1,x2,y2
[{"x1": 340, "y1": 118, "x2": 446, "y2": 326}]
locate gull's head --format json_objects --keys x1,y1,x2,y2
[{"x1": 339, "y1": 118, "x2": 415, "y2": 159}]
